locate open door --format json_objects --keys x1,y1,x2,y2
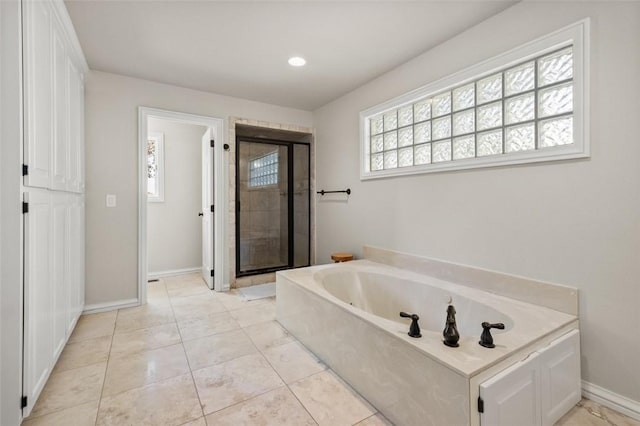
[{"x1": 201, "y1": 128, "x2": 214, "y2": 289}]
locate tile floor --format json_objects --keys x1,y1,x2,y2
[{"x1": 24, "y1": 273, "x2": 640, "y2": 426}]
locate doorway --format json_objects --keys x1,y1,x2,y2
[
  {"x1": 138, "y1": 107, "x2": 227, "y2": 303},
  {"x1": 235, "y1": 127, "x2": 311, "y2": 277}
]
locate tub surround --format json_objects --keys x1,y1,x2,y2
[
  {"x1": 364, "y1": 245, "x2": 578, "y2": 316},
  {"x1": 279, "y1": 260, "x2": 576, "y2": 377},
  {"x1": 276, "y1": 256, "x2": 580, "y2": 425}
]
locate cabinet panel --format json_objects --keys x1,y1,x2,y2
[
  {"x1": 51, "y1": 193, "x2": 68, "y2": 358},
  {"x1": 480, "y1": 353, "x2": 541, "y2": 426},
  {"x1": 539, "y1": 330, "x2": 581, "y2": 426},
  {"x1": 23, "y1": 1, "x2": 53, "y2": 189},
  {"x1": 67, "y1": 60, "x2": 82, "y2": 193},
  {"x1": 23, "y1": 190, "x2": 52, "y2": 416},
  {"x1": 51, "y1": 19, "x2": 68, "y2": 191},
  {"x1": 68, "y1": 195, "x2": 85, "y2": 320}
]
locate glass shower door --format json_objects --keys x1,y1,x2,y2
[{"x1": 237, "y1": 141, "x2": 289, "y2": 275}]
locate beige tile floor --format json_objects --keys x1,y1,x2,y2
[{"x1": 24, "y1": 273, "x2": 640, "y2": 426}]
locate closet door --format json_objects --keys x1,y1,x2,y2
[
  {"x1": 23, "y1": 1, "x2": 53, "y2": 189},
  {"x1": 23, "y1": 189, "x2": 53, "y2": 417},
  {"x1": 51, "y1": 192, "x2": 68, "y2": 358},
  {"x1": 51, "y1": 16, "x2": 68, "y2": 191}
]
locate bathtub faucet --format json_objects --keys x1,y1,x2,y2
[{"x1": 399, "y1": 312, "x2": 422, "y2": 338}]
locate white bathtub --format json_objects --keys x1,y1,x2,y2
[{"x1": 276, "y1": 259, "x2": 580, "y2": 425}]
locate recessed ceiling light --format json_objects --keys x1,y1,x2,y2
[{"x1": 288, "y1": 56, "x2": 306, "y2": 67}]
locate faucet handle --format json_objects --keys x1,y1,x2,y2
[
  {"x1": 479, "y1": 322, "x2": 505, "y2": 348},
  {"x1": 399, "y1": 312, "x2": 422, "y2": 338}
]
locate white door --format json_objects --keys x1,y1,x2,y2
[
  {"x1": 479, "y1": 352, "x2": 542, "y2": 426},
  {"x1": 23, "y1": 189, "x2": 52, "y2": 417},
  {"x1": 201, "y1": 128, "x2": 214, "y2": 289}
]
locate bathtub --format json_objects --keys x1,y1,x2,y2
[{"x1": 276, "y1": 259, "x2": 580, "y2": 426}]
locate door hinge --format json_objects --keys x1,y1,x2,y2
[
  {"x1": 477, "y1": 396, "x2": 484, "y2": 413},
  {"x1": 210, "y1": 204, "x2": 214, "y2": 213},
  {"x1": 210, "y1": 269, "x2": 215, "y2": 277},
  {"x1": 22, "y1": 202, "x2": 29, "y2": 214},
  {"x1": 210, "y1": 139, "x2": 215, "y2": 148},
  {"x1": 22, "y1": 164, "x2": 29, "y2": 176},
  {"x1": 21, "y1": 395, "x2": 27, "y2": 408}
]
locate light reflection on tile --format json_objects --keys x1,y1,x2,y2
[{"x1": 102, "y1": 344, "x2": 190, "y2": 397}]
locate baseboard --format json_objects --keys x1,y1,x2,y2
[
  {"x1": 83, "y1": 298, "x2": 139, "y2": 314},
  {"x1": 582, "y1": 380, "x2": 640, "y2": 421},
  {"x1": 148, "y1": 267, "x2": 200, "y2": 280}
]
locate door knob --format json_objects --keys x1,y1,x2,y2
[{"x1": 198, "y1": 212, "x2": 203, "y2": 216}]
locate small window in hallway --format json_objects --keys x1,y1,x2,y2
[
  {"x1": 147, "y1": 131, "x2": 164, "y2": 202},
  {"x1": 360, "y1": 20, "x2": 589, "y2": 179}
]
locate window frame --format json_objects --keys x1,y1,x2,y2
[
  {"x1": 147, "y1": 131, "x2": 165, "y2": 202},
  {"x1": 360, "y1": 19, "x2": 589, "y2": 180}
]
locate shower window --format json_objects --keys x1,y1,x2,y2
[
  {"x1": 360, "y1": 20, "x2": 589, "y2": 180},
  {"x1": 249, "y1": 151, "x2": 278, "y2": 188}
]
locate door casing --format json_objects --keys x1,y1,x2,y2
[{"x1": 138, "y1": 107, "x2": 227, "y2": 302}]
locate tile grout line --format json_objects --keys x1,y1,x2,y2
[
  {"x1": 94, "y1": 305, "x2": 121, "y2": 426},
  {"x1": 239, "y1": 324, "x2": 320, "y2": 425},
  {"x1": 169, "y1": 279, "x2": 209, "y2": 424}
]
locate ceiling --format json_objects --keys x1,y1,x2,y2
[{"x1": 65, "y1": 1, "x2": 516, "y2": 111}]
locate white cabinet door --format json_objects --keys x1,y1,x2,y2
[
  {"x1": 23, "y1": 1, "x2": 53, "y2": 189},
  {"x1": 67, "y1": 59, "x2": 82, "y2": 193},
  {"x1": 51, "y1": 192, "x2": 68, "y2": 359},
  {"x1": 51, "y1": 17, "x2": 68, "y2": 191},
  {"x1": 480, "y1": 353, "x2": 542, "y2": 426},
  {"x1": 23, "y1": 190, "x2": 52, "y2": 417},
  {"x1": 539, "y1": 330, "x2": 581, "y2": 426}
]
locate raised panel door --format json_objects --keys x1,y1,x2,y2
[
  {"x1": 51, "y1": 18, "x2": 68, "y2": 190},
  {"x1": 539, "y1": 330, "x2": 581, "y2": 426},
  {"x1": 23, "y1": 189, "x2": 52, "y2": 416},
  {"x1": 480, "y1": 353, "x2": 542, "y2": 426},
  {"x1": 23, "y1": 1, "x2": 53, "y2": 189}
]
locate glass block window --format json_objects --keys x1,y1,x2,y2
[
  {"x1": 360, "y1": 20, "x2": 588, "y2": 179},
  {"x1": 249, "y1": 151, "x2": 278, "y2": 187}
]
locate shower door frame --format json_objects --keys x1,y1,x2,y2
[{"x1": 235, "y1": 136, "x2": 311, "y2": 278}]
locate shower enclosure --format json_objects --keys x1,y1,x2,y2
[{"x1": 235, "y1": 126, "x2": 310, "y2": 277}]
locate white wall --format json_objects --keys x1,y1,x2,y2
[
  {"x1": 85, "y1": 70, "x2": 313, "y2": 307},
  {"x1": 147, "y1": 118, "x2": 206, "y2": 274},
  {"x1": 313, "y1": 1, "x2": 640, "y2": 406}
]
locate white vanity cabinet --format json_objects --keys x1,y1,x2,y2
[
  {"x1": 20, "y1": 0, "x2": 87, "y2": 416},
  {"x1": 479, "y1": 330, "x2": 581, "y2": 426}
]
